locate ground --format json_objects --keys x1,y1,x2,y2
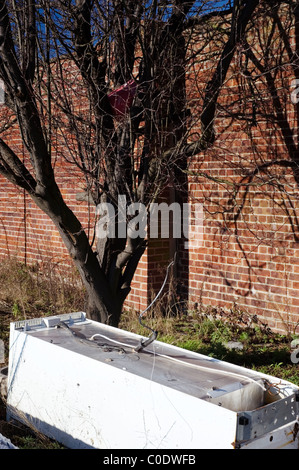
[{"x1": 0, "y1": 261, "x2": 298, "y2": 448}]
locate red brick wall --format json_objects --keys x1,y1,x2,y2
[
  {"x1": 181, "y1": 54, "x2": 299, "y2": 333},
  {"x1": 186, "y1": 150, "x2": 299, "y2": 333},
  {"x1": 0, "y1": 13, "x2": 299, "y2": 333}
]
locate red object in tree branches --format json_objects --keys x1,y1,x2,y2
[{"x1": 108, "y1": 79, "x2": 137, "y2": 118}]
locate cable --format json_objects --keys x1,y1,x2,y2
[
  {"x1": 89, "y1": 332, "x2": 136, "y2": 350},
  {"x1": 57, "y1": 321, "x2": 126, "y2": 354},
  {"x1": 55, "y1": 283, "x2": 270, "y2": 394},
  {"x1": 155, "y1": 351, "x2": 266, "y2": 392},
  {"x1": 58, "y1": 320, "x2": 268, "y2": 392},
  {"x1": 135, "y1": 254, "x2": 176, "y2": 352},
  {"x1": 88, "y1": 331, "x2": 266, "y2": 392},
  {"x1": 140, "y1": 256, "x2": 176, "y2": 317}
]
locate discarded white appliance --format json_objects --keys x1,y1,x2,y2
[
  {"x1": 0, "y1": 433, "x2": 17, "y2": 450},
  {"x1": 6, "y1": 312, "x2": 299, "y2": 449}
]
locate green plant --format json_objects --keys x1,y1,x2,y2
[
  {"x1": 238, "y1": 331, "x2": 250, "y2": 343},
  {"x1": 15, "y1": 435, "x2": 64, "y2": 449},
  {"x1": 176, "y1": 339, "x2": 202, "y2": 352},
  {"x1": 12, "y1": 301, "x2": 21, "y2": 319},
  {"x1": 0, "y1": 257, "x2": 86, "y2": 320}
]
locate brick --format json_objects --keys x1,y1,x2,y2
[{"x1": 0, "y1": 22, "x2": 298, "y2": 331}]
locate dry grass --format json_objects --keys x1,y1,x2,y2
[
  {"x1": 0, "y1": 257, "x2": 86, "y2": 319},
  {"x1": 0, "y1": 257, "x2": 298, "y2": 448}
]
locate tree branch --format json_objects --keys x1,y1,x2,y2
[
  {"x1": 24, "y1": 0, "x2": 36, "y2": 83},
  {"x1": 0, "y1": 0, "x2": 53, "y2": 192},
  {"x1": 201, "y1": 0, "x2": 261, "y2": 143},
  {"x1": 0, "y1": 137, "x2": 36, "y2": 192}
]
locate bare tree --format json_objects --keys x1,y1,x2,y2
[{"x1": 0, "y1": 0, "x2": 260, "y2": 326}]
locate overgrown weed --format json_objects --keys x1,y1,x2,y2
[
  {"x1": 120, "y1": 301, "x2": 299, "y2": 386},
  {"x1": 0, "y1": 257, "x2": 86, "y2": 362},
  {"x1": 0, "y1": 257, "x2": 86, "y2": 318},
  {"x1": 0, "y1": 257, "x2": 298, "y2": 450}
]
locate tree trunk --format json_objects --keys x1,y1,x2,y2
[{"x1": 30, "y1": 182, "x2": 123, "y2": 324}]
